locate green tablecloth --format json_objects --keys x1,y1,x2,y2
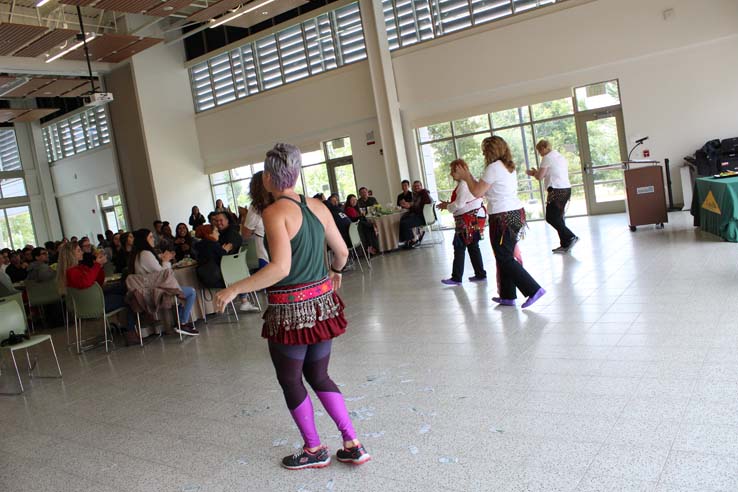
[{"x1": 695, "y1": 176, "x2": 738, "y2": 242}]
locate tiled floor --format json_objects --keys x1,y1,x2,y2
[{"x1": 2, "y1": 211, "x2": 738, "y2": 492}]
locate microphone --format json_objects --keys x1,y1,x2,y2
[{"x1": 635, "y1": 136, "x2": 649, "y2": 145}]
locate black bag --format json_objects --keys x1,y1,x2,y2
[
  {"x1": 196, "y1": 262, "x2": 225, "y2": 289},
  {"x1": 0, "y1": 330, "x2": 29, "y2": 347}
]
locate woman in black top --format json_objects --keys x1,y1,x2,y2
[
  {"x1": 189, "y1": 206, "x2": 206, "y2": 228},
  {"x1": 174, "y1": 223, "x2": 195, "y2": 262}
]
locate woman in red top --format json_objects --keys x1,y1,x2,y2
[
  {"x1": 57, "y1": 242, "x2": 136, "y2": 343},
  {"x1": 343, "y1": 194, "x2": 379, "y2": 255}
]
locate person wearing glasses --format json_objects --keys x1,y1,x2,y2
[{"x1": 26, "y1": 247, "x2": 56, "y2": 282}]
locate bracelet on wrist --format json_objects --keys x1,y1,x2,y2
[{"x1": 330, "y1": 266, "x2": 343, "y2": 274}]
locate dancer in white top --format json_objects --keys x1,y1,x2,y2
[
  {"x1": 526, "y1": 140, "x2": 578, "y2": 253},
  {"x1": 437, "y1": 159, "x2": 487, "y2": 286},
  {"x1": 454, "y1": 136, "x2": 545, "y2": 308}
]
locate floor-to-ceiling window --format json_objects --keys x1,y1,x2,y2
[
  {"x1": 0, "y1": 128, "x2": 36, "y2": 249},
  {"x1": 208, "y1": 138, "x2": 358, "y2": 210},
  {"x1": 418, "y1": 96, "x2": 585, "y2": 227}
]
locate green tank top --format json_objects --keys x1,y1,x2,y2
[{"x1": 266, "y1": 195, "x2": 328, "y2": 286}]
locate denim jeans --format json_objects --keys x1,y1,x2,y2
[{"x1": 178, "y1": 286, "x2": 196, "y2": 324}]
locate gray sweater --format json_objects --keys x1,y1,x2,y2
[{"x1": 27, "y1": 261, "x2": 57, "y2": 282}]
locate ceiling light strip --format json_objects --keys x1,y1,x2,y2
[{"x1": 45, "y1": 34, "x2": 96, "y2": 63}]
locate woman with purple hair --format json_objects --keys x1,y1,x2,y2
[{"x1": 215, "y1": 143, "x2": 370, "y2": 470}]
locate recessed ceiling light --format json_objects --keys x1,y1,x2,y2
[
  {"x1": 163, "y1": 6, "x2": 173, "y2": 10},
  {"x1": 262, "y1": 11, "x2": 268, "y2": 15},
  {"x1": 43, "y1": 91, "x2": 52, "y2": 95}
]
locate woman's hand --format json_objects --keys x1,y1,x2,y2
[
  {"x1": 451, "y1": 164, "x2": 470, "y2": 182},
  {"x1": 160, "y1": 250, "x2": 175, "y2": 263},
  {"x1": 526, "y1": 168, "x2": 537, "y2": 177},
  {"x1": 214, "y1": 287, "x2": 238, "y2": 312},
  {"x1": 222, "y1": 243, "x2": 233, "y2": 253},
  {"x1": 329, "y1": 271, "x2": 342, "y2": 290},
  {"x1": 436, "y1": 201, "x2": 449, "y2": 210}
]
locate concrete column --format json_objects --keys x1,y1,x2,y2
[{"x1": 360, "y1": 0, "x2": 411, "y2": 195}]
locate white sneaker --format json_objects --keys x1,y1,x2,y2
[{"x1": 239, "y1": 301, "x2": 260, "y2": 312}]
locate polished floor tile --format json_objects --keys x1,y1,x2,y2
[{"x1": 2, "y1": 212, "x2": 738, "y2": 491}]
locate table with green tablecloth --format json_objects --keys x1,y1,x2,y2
[{"x1": 694, "y1": 176, "x2": 738, "y2": 241}]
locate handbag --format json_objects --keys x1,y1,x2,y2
[{"x1": 0, "y1": 330, "x2": 29, "y2": 347}]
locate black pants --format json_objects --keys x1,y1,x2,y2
[
  {"x1": 451, "y1": 233, "x2": 486, "y2": 281},
  {"x1": 357, "y1": 219, "x2": 380, "y2": 251},
  {"x1": 545, "y1": 188, "x2": 576, "y2": 247},
  {"x1": 491, "y1": 227, "x2": 540, "y2": 300},
  {"x1": 399, "y1": 213, "x2": 425, "y2": 243}
]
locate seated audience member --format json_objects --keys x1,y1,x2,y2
[
  {"x1": 22, "y1": 247, "x2": 34, "y2": 264},
  {"x1": 159, "y1": 221, "x2": 175, "y2": 252},
  {"x1": 213, "y1": 211, "x2": 242, "y2": 254},
  {"x1": 152, "y1": 220, "x2": 163, "y2": 246},
  {"x1": 27, "y1": 247, "x2": 56, "y2": 282},
  {"x1": 397, "y1": 179, "x2": 413, "y2": 207},
  {"x1": 313, "y1": 193, "x2": 326, "y2": 201},
  {"x1": 44, "y1": 242, "x2": 58, "y2": 265},
  {"x1": 129, "y1": 229, "x2": 198, "y2": 336},
  {"x1": 0, "y1": 248, "x2": 10, "y2": 272},
  {"x1": 189, "y1": 206, "x2": 206, "y2": 229},
  {"x1": 324, "y1": 193, "x2": 352, "y2": 246},
  {"x1": 194, "y1": 225, "x2": 227, "y2": 289},
  {"x1": 70, "y1": 236, "x2": 78, "y2": 243},
  {"x1": 0, "y1": 267, "x2": 17, "y2": 296},
  {"x1": 96, "y1": 234, "x2": 107, "y2": 250},
  {"x1": 79, "y1": 237, "x2": 93, "y2": 254},
  {"x1": 242, "y1": 171, "x2": 272, "y2": 270},
  {"x1": 5, "y1": 252, "x2": 28, "y2": 283},
  {"x1": 214, "y1": 199, "x2": 228, "y2": 212},
  {"x1": 207, "y1": 211, "x2": 217, "y2": 226},
  {"x1": 174, "y1": 223, "x2": 195, "y2": 262},
  {"x1": 399, "y1": 180, "x2": 432, "y2": 249},
  {"x1": 344, "y1": 194, "x2": 380, "y2": 255},
  {"x1": 357, "y1": 186, "x2": 378, "y2": 210},
  {"x1": 57, "y1": 242, "x2": 138, "y2": 344},
  {"x1": 113, "y1": 232, "x2": 133, "y2": 274}
]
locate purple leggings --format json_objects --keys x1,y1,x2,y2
[{"x1": 269, "y1": 340, "x2": 356, "y2": 448}]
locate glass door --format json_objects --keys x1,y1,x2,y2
[{"x1": 576, "y1": 108, "x2": 628, "y2": 215}]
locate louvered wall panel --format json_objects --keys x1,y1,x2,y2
[
  {"x1": 94, "y1": 0, "x2": 161, "y2": 14},
  {"x1": 144, "y1": 0, "x2": 193, "y2": 16},
  {"x1": 14, "y1": 29, "x2": 78, "y2": 58},
  {"x1": 62, "y1": 34, "x2": 140, "y2": 61},
  {"x1": 0, "y1": 23, "x2": 48, "y2": 56},
  {"x1": 98, "y1": 37, "x2": 161, "y2": 63},
  {"x1": 186, "y1": 0, "x2": 244, "y2": 23}
]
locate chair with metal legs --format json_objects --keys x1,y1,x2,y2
[
  {"x1": 0, "y1": 296, "x2": 62, "y2": 394},
  {"x1": 25, "y1": 279, "x2": 69, "y2": 340},
  {"x1": 220, "y1": 252, "x2": 261, "y2": 313},
  {"x1": 348, "y1": 222, "x2": 371, "y2": 272},
  {"x1": 66, "y1": 284, "x2": 126, "y2": 354}
]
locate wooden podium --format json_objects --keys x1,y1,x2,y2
[{"x1": 623, "y1": 160, "x2": 668, "y2": 231}]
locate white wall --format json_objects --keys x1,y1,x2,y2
[
  {"x1": 50, "y1": 145, "x2": 121, "y2": 238},
  {"x1": 194, "y1": 62, "x2": 392, "y2": 204},
  {"x1": 131, "y1": 42, "x2": 211, "y2": 226},
  {"x1": 391, "y1": 0, "x2": 738, "y2": 205}
]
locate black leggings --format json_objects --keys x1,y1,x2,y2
[{"x1": 268, "y1": 340, "x2": 339, "y2": 409}]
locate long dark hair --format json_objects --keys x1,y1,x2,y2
[
  {"x1": 129, "y1": 228, "x2": 157, "y2": 274},
  {"x1": 344, "y1": 194, "x2": 358, "y2": 212},
  {"x1": 249, "y1": 171, "x2": 274, "y2": 214},
  {"x1": 176, "y1": 223, "x2": 192, "y2": 245}
]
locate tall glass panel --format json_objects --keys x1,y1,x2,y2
[
  {"x1": 6, "y1": 206, "x2": 36, "y2": 249},
  {"x1": 303, "y1": 164, "x2": 331, "y2": 197},
  {"x1": 334, "y1": 165, "x2": 357, "y2": 202},
  {"x1": 575, "y1": 80, "x2": 621, "y2": 111}
]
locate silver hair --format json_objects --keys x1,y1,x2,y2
[{"x1": 264, "y1": 143, "x2": 302, "y2": 191}]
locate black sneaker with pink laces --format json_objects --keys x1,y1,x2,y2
[
  {"x1": 336, "y1": 444, "x2": 371, "y2": 465},
  {"x1": 281, "y1": 446, "x2": 331, "y2": 470}
]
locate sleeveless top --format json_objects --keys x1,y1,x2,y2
[{"x1": 267, "y1": 195, "x2": 327, "y2": 287}]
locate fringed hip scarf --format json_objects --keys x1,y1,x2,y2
[
  {"x1": 454, "y1": 208, "x2": 486, "y2": 245},
  {"x1": 546, "y1": 187, "x2": 572, "y2": 210},
  {"x1": 264, "y1": 277, "x2": 344, "y2": 338},
  {"x1": 490, "y1": 208, "x2": 527, "y2": 245}
]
